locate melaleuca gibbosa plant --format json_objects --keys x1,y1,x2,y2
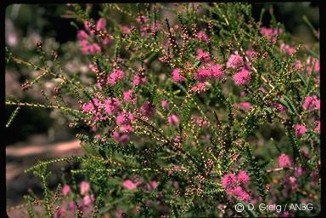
[{"x1": 6, "y1": 3, "x2": 320, "y2": 217}]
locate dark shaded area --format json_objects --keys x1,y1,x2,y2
[
  {"x1": 251, "y1": 2, "x2": 319, "y2": 43},
  {"x1": 5, "y1": 106, "x2": 53, "y2": 145},
  {"x1": 6, "y1": 154, "x2": 82, "y2": 207}
]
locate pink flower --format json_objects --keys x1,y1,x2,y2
[
  {"x1": 273, "y1": 102, "x2": 286, "y2": 112},
  {"x1": 196, "y1": 48, "x2": 210, "y2": 62},
  {"x1": 260, "y1": 27, "x2": 282, "y2": 43},
  {"x1": 104, "y1": 97, "x2": 120, "y2": 115},
  {"x1": 294, "y1": 124, "x2": 307, "y2": 136},
  {"x1": 191, "y1": 82, "x2": 208, "y2": 93},
  {"x1": 245, "y1": 49, "x2": 257, "y2": 59},
  {"x1": 303, "y1": 95, "x2": 319, "y2": 110},
  {"x1": 89, "y1": 63, "x2": 99, "y2": 73},
  {"x1": 123, "y1": 179, "x2": 138, "y2": 190},
  {"x1": 231, "y1": 187, "x2": 251, "y2": 202},
  {"x1": 68, "y1": 201, "x2": 76, "y2": 211},
  {"x1": 123, "y1": 89, "x2": 137, "y2": 104},
  {"x1": 146, "y1": 180, "x2": 158, "y2": 190},
  {"x1": 194, "y1": 68, "x2": 211, "y2": 81},
  {"x1": 168, "y1": 114, "x2": 180, "y2": 126},
  {"x1": 151, "y1": 21, "x2": 161, "y2": 32},
  {"x1": 133, "y1": 74, "x2": 147, "y2": 86},
  {"x1": 295, "y1": 166, "x2": 304, "y2": 177},
  {"x1": 84, "y1": 21, "x2": 94, "y2": 34},
  {"x1": 96, "y1": 17, "x2": 106, "y2": 30},
  {"x1": 77, "y1": 30, "x2": 88, "y2": 41},
  {"x1": 82, "y1": 194, "x2": 94, "y2": 207},
  {"x1": 150, "y1": 181, "x2": 158, "y2": 189},
  {"x1": 54, "y1": 207, "x2": 66, "y2": 218},
  {"x1": 112, "y1": 131, "x2": 130, "y2": 144},
  {"x1": 115, "y1": 209, "x2": 125, "y2": 218},
  {"x1": 108, "y1": 69, "x2": 124, "y2": 86},
  {"x1": 172, "y1": 68, "x2": 185, "y2": 82},
  {"x1": 82, "y1": 102, "x2": 95, "y2": 113},
  {"x1": 238, "y1": 102, "x2": 252, "y2": 111},
  {"x1": 210, "y1": 64, "x2": 224, "y2": 79},
  {"x1": 237, "y1": 171, "x2": 250, "y2": 185},
  {"x1": 233, "y1": 68, "x2": 251, "y2": 86},
  {"x1": 306, "y1": 57, "x2": 320, "y2": 73},
  {"x1": 140, "y1": 25, "x2": 151, "y2": 36},
  {"x1": 102, "y1": 37, "x2": 112, "y2": 46},
  {"x1": 221, "y1": 173, "x2": 237, "y2": 191},
  {"x1": 288, "y1": 176, "x2": 297, "y2": 185},
  {"x1": 80, "y1": 40, "x2": 92, "y2": 54},
  {"x1": 314, "y1": 99, "x2": 320, "y2": 110},
  {"x1": 119, "y1": 124, "x2": 133, "y2": 133},
  {"x1": 80, "y1": 181, "x2": 90, "y2": 196},
  {"x1": 191, "y1": 115, "x2": 208, "y2": 127},
  {"x1": 294, "y1": 60, "x2": 303, "y2": 71},
  {"x1": 226, "y1": 52, "x2": 243, "y2": 69},
  {"x1": 62, "y1": 184, "x2": 71, "y2": 196},
  {"x1": 197, "y1": 31, "x2": 209, "y2": 42},
  {"x1": 89, "y1": 43, "x2": 101, "y2": 54},
  {"x1": 140, "y1": 101, "x2": 156, "y2": 118},
  {"x1": 82, "y1": 98, "x2": 102, "y2": 113},
  {"x1": 116, "y1": 111, "x2": 134, "y2": 126},
  {"x1": 280, "y1": 43, "x2": 296, "y2": 55},
  {"x1": 282, "y1": 211, "x2": 291, "y2": 217},
  {"x1": 136, "y1": 15, "x2": 148, "y2": 23},
  {"x1": 121, "y1": 25, "x2": 131, "y2": 35},
  {"x1": 161, "y1": 100, "x2": 170, "y2": 110},
  {"x1": 278, "y1": 154, "x2": 291, "y2": 168}
]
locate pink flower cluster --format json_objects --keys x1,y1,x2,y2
[
  {"x1": 123, "y1": 89, "x2": 137, "y2": 105},
  {"x1": 57, "y1": 181, "x2": 94, "y2": 217},
  {"x1": 196, "y1": 48, "x2": 210, "y2": 62},
  {"x1": 226, "y1": 51, "x2": 243, "y2": 69},
  {"x1": 280, "y1": 43, "x2": 296, "y2": 55},
  {"x1": 260, "y1": 27, "x2": 282, "y2": 43},
  {"x1": 278, "y1": 153, "x2": 292, "y2": 168},
  {"x1": 273, "y1": 102, "x2": 286, "y2": 112},
  {"x1": 226, "y1": 52, "x2": 252, "y2": 86},
  {"x1": 194, "y1": 64, "x2": 224, "y2": 82},
  {"x1": 82, "y1": 97, "x2": 120, "y2": 124},
  {"x1": 168, "y1": 114, "x2": 180, "y2": 126},
  {"x1": 232, "y1": 67, "x2": 251, "y2": 86},
  {"x1": 238, "y1": 101, "x2": 252, "y2": 111},
  {"x1": 303, "y1": 95, "x2": 320, "y2": 110},
  {"x1": 293, "y1": 123, "x2": 307, "y2": 136},
  {"x1": 123, "y1": 179, "x2": 158, "y2": 191},
  {"x1": 221, "y1": 171, "x2": 251, "y2": 202},
  {"x1": 197, "y1": 30, "x2": 209, "y2": 42},
  {"x1": 123, "y1": 179, "x2": 139, "y2": 190},
  {"x1": 78, "y1": 18, "x2": 112, "y2": 54},
  {"x1": 171, "y1": 58, "x2": 224, "y2": 92},
  {"x1": 172, "y1": 68, "x2": 186, "y2": 82},
  {"x1": 306, "y1": 56, "x2": 320, "y2": 73},
  {"x1": 108, "y1": 69, "x2": 125, "y2": 86},
  {"x1": 191, "y1": 82, "x2": 208, "y2": 93},
  {"x1": 140, "y1": 101, "x2": 156, "y2": 118},
  {"x1": 191, "y1": 115, "x2": 209, "y2": 127},
  {"x1": 132, "y1": 73, "x2": 147, "y2": 86},
  {"x1": 113, "y1": 111, "x2": 135, "y2": 143}
]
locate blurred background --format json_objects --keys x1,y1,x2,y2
[{"x1": 5, "y1": 2, "x2": 319, "y2": 209}]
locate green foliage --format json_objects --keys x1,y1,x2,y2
[{"x1": 6, "y1": 3, "x2": 320, "y2": 217}]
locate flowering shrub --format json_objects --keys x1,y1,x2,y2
[{"x1": 6, "y1": 3, "x2": 320, "y2": 217}]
